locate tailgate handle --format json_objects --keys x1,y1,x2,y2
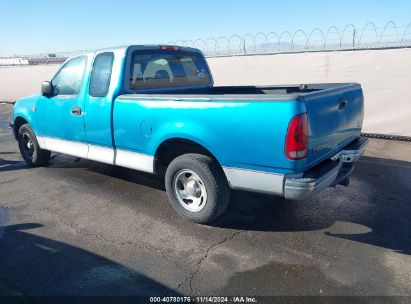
[{"x1": 338, "y1": 98, "x2": 347, "y2": 111}]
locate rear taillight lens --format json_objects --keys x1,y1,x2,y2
[{"x1": 285, "y1": 113, "x2": 308, "y2": 160}]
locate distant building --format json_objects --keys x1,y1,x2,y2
[
  {"x1": 0, "y1": 54, "x2": 67, "y2": 66},
  {"x1": 0, "y1": 58, "x2": 29, "y2": 66},
  {"x1": 27, "y1": 57, "x2": 67, "y2": 65}
]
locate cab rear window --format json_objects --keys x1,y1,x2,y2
[{"x1": 128, "y1": 50, "x2": 211, "y2": 90}]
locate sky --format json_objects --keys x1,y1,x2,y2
[{"x1": 0, "y1": 0, "x2": 411, "y2": 56}]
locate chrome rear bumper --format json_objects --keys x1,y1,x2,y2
[{"x1": 284, "y1": 137, "x2": 368, "y2": 200}]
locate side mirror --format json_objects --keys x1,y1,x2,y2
[{"x1": 41, "y1": 81, "x2": 53, "y2": 96}]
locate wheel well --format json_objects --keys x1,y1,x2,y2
[
  {"x1": 154, "y1": 138, "x2": 221, "y2": 177},
  {"x1": 13, "y1": 117, "x2": 28, "y2": 138}
]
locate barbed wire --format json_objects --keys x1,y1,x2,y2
[
  {"x1": 1, "y1": 20, "x2": 411, "y2": 66},
  {"x1": 169, "y1": 20, "x2": 411, "y2": 56}
]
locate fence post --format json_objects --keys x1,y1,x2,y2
[{"x1": 353, "y1": 29, "x2": 356, "y2": 49}]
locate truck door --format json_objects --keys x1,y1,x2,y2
[
  {"x1": 84, "y1": 52, "x2": 115, "y2": 164},
  {"x1": 36, "y1": 56, "x2": 88, "y2": 157}
]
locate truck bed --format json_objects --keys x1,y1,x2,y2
[
  {"x1": 118, "y1": 83, "x2": 359, "y2": 101},
  {"x1": 115, "y1": 82, "x2": 363, "y2": 174}
]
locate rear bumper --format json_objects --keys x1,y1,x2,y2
[{"x1": 284, "y1": 137, "x2": 368, "y2": 200}]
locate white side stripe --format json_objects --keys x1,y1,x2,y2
[
  {"x1": 88, "y1": 144, "x2": 115, "y2": 165},
  {"x1": 36, "y1": 136, "x2": 46, "y2": 149},
  {"x1": 39, "y1": 136, "x2": 88, "y2": 159},
  {"x1": 115, "y1": 149, "x2": 154, "y2": 173},
  {"x1": 223, "y1": 167, "x2": 285, "y2": 195},
  {"x1": 36, "y1": 136, "x2": 154, "y2": 173},
  {"x1": 37, "y1": 137, "x2": 282, "y2": 192}
]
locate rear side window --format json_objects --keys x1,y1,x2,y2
[
  {"x1": 128, "y1": 50, "x2": 210, "y2": 90},
  {"x1": 90, "y1": 52, "x2": 114, "y2": 97}
]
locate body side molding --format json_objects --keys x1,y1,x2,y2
[
  {"x1": 37, "y1": 136, "x2": 154, "y2": 173},
  {"x1": 38, "y1": 136, "x2": 88, "y2": 159},
  {"x1": 115, "y1": 149, "x2": 154, "y2": 173},
  {"x1": 223, "y1": 167, "x2": 285, "y2": 195}
]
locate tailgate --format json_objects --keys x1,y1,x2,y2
[{"x1": 302, "y1": 84, "x2": 364, "y2": 168}]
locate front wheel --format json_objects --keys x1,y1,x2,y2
[
  {"x1": 165, "y1": 154, "x2": 230, "y2": 224},
  {"x1": 18, "y1": 124, "x2": 51, "y2": 167}
]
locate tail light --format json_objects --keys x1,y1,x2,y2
[{"x1": 285, "y1": 113, "x2": 308, "y2": 160}]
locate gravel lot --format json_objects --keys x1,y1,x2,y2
[{"x1": 0, "y1": 103, "x2": 410, "y2": 300}]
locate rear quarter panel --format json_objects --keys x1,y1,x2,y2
[{"x1": 113, "y1": 97, "x2": 306, "y2": 174}]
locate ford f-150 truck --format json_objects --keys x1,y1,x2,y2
[{"x1": 11, "y1": 45, "x2": 368, "y2": 223}]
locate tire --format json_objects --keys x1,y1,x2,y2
[
  {"x1": 165, "y1": 153, "x2": 230, "y2": 224},
  {"x1": 18, "y1": 124, "x2": 51, "y2": 167}
]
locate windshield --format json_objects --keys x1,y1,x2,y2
[{"x1": 128, "y1": 50, "x2": 211, "y2": 90}]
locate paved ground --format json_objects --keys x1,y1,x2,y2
[{"x1": 0, "y1": 103, "x2": 411, "y2": 298}]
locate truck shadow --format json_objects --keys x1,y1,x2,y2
[
  {"x1": 68, "y1": 153, "x2": 411, "y2": 256},
  {"x1": 48, "y1": 154, "x2": 166, "y2": 192},
  {"x1": 55, "y1": 154, "x2": 411, "y2": 256},
  {"x1": 212, "y1": 156, "x2": 411, "y2": 255},
  {"x1": 0, "y1": 158, "x2": 28, "y2": 172},
  {"x1": 3, "y1": 152, "x2": 410, "y2": 256},
  {"x1": 0, "y1": 217, "x2": 179, "y2": 298}
]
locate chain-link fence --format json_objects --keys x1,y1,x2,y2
[{"x1": 1, "y1": 20, "x2": 411, "y2": 66}]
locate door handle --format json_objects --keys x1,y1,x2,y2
[
  {"x1": 71, "y1": 107, "x2": 82, "y2": 116},
  {"x1": 338, "y1": 98, "x2": 347, "y2": 111}
]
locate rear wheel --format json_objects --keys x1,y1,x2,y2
[
  {"x1": 165, "y1": 154, "x2": 230, "y2": 224},
  {"x1": 18, "y1": 124, "x2": 50, "y2": 167}
]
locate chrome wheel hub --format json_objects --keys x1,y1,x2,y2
[
  {"x1": 173, "y1": 169, "x2": 207, "y2": 213},
  {"x1": 21, "y1": 132, "x2": 34, "y2": 158},
  {"x1": 186, "y1": 180, "x2": 201, "y2": 197},
  {"x1": 27, "y1": 141, "x2": 33, "y2": 150}
]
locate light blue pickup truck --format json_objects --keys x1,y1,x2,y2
[{"x1": 11, "y1": 45, "x2": 368, "y2": 223}]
